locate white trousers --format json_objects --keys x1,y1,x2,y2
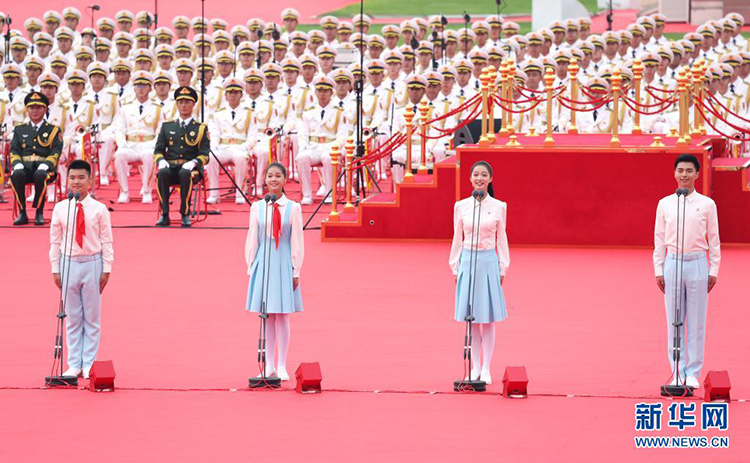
[
  {"x1": 663, "y1": 252, "x2": 709, "y2": 380},
  {"x1": 208, "y1": 145, "x2": 249, "y2": 199},
  {"x1": 114, "y1": 141, "x2": 155, "y2": 194},
  {"x1": 296, "y1": 143, "x2": 333, "y2": 199},
  {"x1": 61, "y1": 254, "x2": 103, "y2": 370},
  {"x1": 251, "y1": 142, "x2": 272, "y2": 189}
]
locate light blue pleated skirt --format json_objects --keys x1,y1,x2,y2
[
  {"x1": 454, "y1": 248, "x2": 507, "y2": 323},
  {"x1": 246, "y1": 204, "x2": 304, "y2": 314}
]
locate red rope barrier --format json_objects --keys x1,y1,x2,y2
[
  {"x1": 557, "y1": 93, "x2": 611, "y2": 106},
  {"x1": 621, "y1": 96, "x2": 675, "y2": 115},
  {"x1": 705, "y1": 92, "x2": 750, "y2": 124},
  {"x1": 491, "y1": 96, "x2": 543, "y2": 114},
  {"x1": 645, "y1": 87, "x2": 678, "y2": 104},
  {"x1": 700, "y1": 99, "x2": 750, "y2": 135},
  {"x1": 646, "y1": 85, "x2": 677, "y2": 94},
  {"x1": 556, "y1": 97, "x2": 611, "y2": 113},
  {"x1": 696, "y1": 103, "x2": 750, "y2": 141}
]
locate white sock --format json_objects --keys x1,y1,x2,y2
[
  {"x1": 275, "y1": 314, "x2": 291, "y2": 371},
  {"x1": 480, "y1": 323, "x2": 495, "y2": 372},
  {"x1": 470, "y1": 324, "x2": 482, "y2": 376}
]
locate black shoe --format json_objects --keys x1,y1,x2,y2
[
  {"x1": 155, "y1": 214, "x2": 171, "y2": 227},
  {"x1": 34, "y1": 209, "x2": 45, "y2": 226},
  {"x1": 181, "y1": 215, "x2": 192, "y2": 227},
  {"x1": 13, "y1": 211, "x2": 29, "y2": 226}
]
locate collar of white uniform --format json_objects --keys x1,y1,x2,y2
[{"x1": 274, "y1": 194, "x2": 289, "y2": 206}]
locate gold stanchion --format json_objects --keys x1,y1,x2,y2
[
  {"x1": 691, "y1": 60, "x2": 703, "y2": 137},
  {"x1": 650, "y1": 136, "x2": 665, "y2": 147},
  {"x1": 631, "y1": 59, "x2": 643, "y2": 134},
  {"x1": 328, "y1": 144, "x2": 341, "y2": 221},
  {"x1": 506, "y1": 59, "x2": 516, "y2": 134},
  {"x1": 610, "y1": 69, "x2": 622, "y2": 148},
  {"x1": 418, "y1": 98, "x2": 429, "y2": 175},
  {"x1": 498, "y1": 61, "x2": 509, "y2": 136},
  {"x1": 506, "y1": 135, "x2": 521, "y2": 146},
  {"x1": 699, "y1": 62, "x2": 708, "y2": 135},
  {"x1": 487, "y1": 66, "x2": 497, "y2": 143},
  {"x1": 568, "y1": 58, "x2": 579, "y2": 134},
  {"x1": 343, "y1": 137, "x2": 356, "y2": 213},
  {"x1": 676, "y1": 70, "x2": 689, "y2": 147},
  {"x1": 404, "y1": 106, "x2": 415, "y2": 183},
  {"x1": 543, "y1": 68, "x2": 555, "y2": 148},
  {"x1": 478, "y1": 67, "x2": 490, "y2": 147}
]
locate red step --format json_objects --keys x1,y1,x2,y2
[{"x1": 322, "y1": 159, "x2": 457, "y2": 241}]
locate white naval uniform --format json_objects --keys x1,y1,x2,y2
[
  {"x1": 296, "y1": 102, "x2": 350, "y2": 200},
  {"x1": 207, "y1": 102, "x2": 253, "y2": 202},
  {"x1": 248, "y1": 96, "x2": 281, "y2": 189},
  {"x1": 112, "y1": 99, "x2": 166, "y2": 197}
]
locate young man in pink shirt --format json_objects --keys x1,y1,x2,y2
[{"x1": 653, "y1": 154, "x2": 720, "y2": 390}]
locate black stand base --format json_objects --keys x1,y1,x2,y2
[
  {"x1": 660, "y1": 384, "x2": 694, "y2": 397},
  {"x1": 453, "y1": 379, "x2": 486, "y2": 392},
  {"x1": 45, "y1": 375, "x2": 78, "y2": 387},
  {"x1": 248, "y1": 376, "x2": 282, "y2": 388}
]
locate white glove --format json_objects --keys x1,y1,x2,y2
[
  {"x1": 182, "y1": 160, "x2": 196, "y2": 170},
  {"x1": 37, "y1": 164, "x2": 49, "y2": 171},
  {"x1": 158, "y1": 160, "x2": 169, "y2": 170},
  {"x1": 13, "y1": 163, "x2": 24, "y2": 171}
]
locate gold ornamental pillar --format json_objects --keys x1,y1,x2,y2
[
  {"x1": 631, "y1": 59, "x2": 643, "y2": 135},
  {"x1": 568, "y1": 58, "x2": 579, "y2": 134},
  {"x1": 610, "y1": 69, "x2": 622, "y2": 148},
  {"x1": 328, "y1": 144, "x2": 341, "y2": 222},
  {"x1": 343, "y1": 137, "x2": 356, "y2": 212},
  {"x1": 404, "y1": 106, "x2": 415, "y2": 183},
  {"x1": 543, "y1": 68, "x2": 555, "y2": 148}
]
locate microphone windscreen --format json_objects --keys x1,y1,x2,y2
[
  {"x1": 67, "y1": 191, "x2": 74, "y2": 200},
  {"x1": 74, "y1": 193, "x2": 81, "y2": 200},
  {"x1": 270, "y1": 194, "x2": 278, "y2": 202},
  {"x1": 477, "y1": 190, "x2": 486, "y2": 198},
  {"x1": 264, "y1": 194, "x2": 272, "y2": 202},
  {"x1": 675, "y1": 188, "x2": 683, "y2": 196}
]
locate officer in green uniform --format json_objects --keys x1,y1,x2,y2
[
  {"x1": 154, "y1": 86, "x2": 210, "y2": 227},
  {"x1": 10, "y1": 91, "x2": 63, "y2": 226}
]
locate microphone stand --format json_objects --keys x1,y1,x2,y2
[
  {"x1": 454, "y1": 190, "x2": 487, "y2": 392},
  {"x1": 660, "y1": 188, "x2": 693, "y2": 397},
  {"x1": 3, "y1": 15, "x2": 11, "y2": 65},
  {"x1": 45, "y1": 192, "x2": 80, "y2": 387},
  {"x1": 249, "y1": 194, "x2": 282, "y2": 388}
]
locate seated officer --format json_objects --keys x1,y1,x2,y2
[
  {"x1": 10, "y1": 92, "x2": 63, "y2": 226},
  {"x1": 154, "y1": 86, "x2": 210, "y2": 227}
]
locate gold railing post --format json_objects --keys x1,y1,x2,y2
[
  {"x1": 610, "y1": 69, "x2": 622, "y2": 148},
  {"x1": 568, "y1": 58, "x2": 579, "y2": 134},
  {"x1": 498, "y1": 61, "x2": 509, "y2": 136},
  {"x1": 691, "y1": 60, "x2": 703, "y2": 137},
  {"x1": 418, "y1": 99, "x2": 429, "y2": 175},
  {"x1": 543, "y1": 67, "x2": 555, "y2": 148},
  {"x1": 343, "y1": 137, "x2": 356, "y2": 212},
  {"x1": 404, "y1": 106, "x2": 415, "y2": 183},
  {"x1": 487, "y1": 66, "x2": 497, "y2": 143},
  {"x1": 328, "y1": 144, "x2": 340, "y2": 221},
  {"x1": 631, "y1": 59, "x2": 643, "y2": 135},
  {"x1": 676, "y1": 70, "x2": 689, "y2": 147},
  {"x1": 506, "y1": 59, "x2": 516, "y2": 134},
  {"x1": 478, "y1": 67, "x2": 490, "y2": 147}
]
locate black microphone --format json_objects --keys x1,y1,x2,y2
[
  {"x1": 472, "y1": 189, "x2": 486, "y2": 199},
  {"x1": 410, "y1": 37, "x2": 419, "y2": 50},
  {"x1": 92, "y1": 5, "x2": 101, "y2": 11},
  {"x1": 269, "y1": 194, "x2": 278, "y2": 202},
  {"x1": 74, "y1": 192, "x2": 81, "y2": 201},
  {"x1": 67, "y1": 191, "x2": 74, "y2": 200},
  {"x1": 233, "y1": 36, "x2": 240, "y2": 47},
  {"x1": 675, "y1": 188, "x2": 683, "y2": 196},
  {"x1": 264, "y1": 194, "x2": 272, "y2": 202}
]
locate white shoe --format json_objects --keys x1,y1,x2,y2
[
  {"x1": 686, "y1": 376, "x2": 700, "y2": 389},
  {"x1": 206, "y1": 196, "x2": 220, "y2": 204},
  {"x1": 99, "y1": 176, "x2": 109, "y2": 186},
  {"x1": 117, "y1": 192, "x2": 130, "y2": 203},
  {"x1": 480, "y1": 370, "x2": 492, "y2": 385},
  {"x1": 301, "y1": 196, "x2": 313, "y2": 205},
  {"x1": 139, "y1": 186, "x2": 145, "y2": 195},
  {"x1": 379, "y1": 172, "x2": 388, "y2": 180},
  {"x1": 235, "y1": 196, "x2": 246, "y2": 205},
  {"x1": 315, "y1": 185, "x2": 327, "y2": 197},
  {"x1": 278, "y1": 367, "x2": 290, "y2": 381},
  {"x1": 141, "y1": 193, "x2": 152, "y2": 204},
  {"x1": 83, "y1": 366, "x2": 91, "y2": 379},
  {"x1": 63, "y1": 367, "x2": 82, "y2": 378},
  {"x1": 322, "y1": 196, "x2": 332, "y2": 204},
  {"x1": 464, "y1": 370, "x2": 481, "y2": 381},
  {"x1": 27, "y1": 187, "x2": 35, "y2": 202},
  {"x1": 670, "y1": 376, "x2": 686, "y2": 386}
]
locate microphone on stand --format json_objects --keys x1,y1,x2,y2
[
  {"x1": 250, "y1": 192, "x2": 282, "y2": 388},
  {"x1": 661, "y1": 186, "x2": 692, "y2": 397},
  {"x1": 45, "y1": 191, "x2": 80, "y2": 387},
  {"x1": 454, "y1": 188, "x2": 488, "y2": 392}
]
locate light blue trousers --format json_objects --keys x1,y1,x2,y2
[
  {"x1": 60, "y1": 254, "x2": 103, "y2": 370},
  {"x1": 663, "y1": 252, "x2": 709, "y2": 380}
]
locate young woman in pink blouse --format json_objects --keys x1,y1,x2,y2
[
  {"x1": 449, "y1": 161, "x2": 510, "y2": 384},
  {"x1": 245, "y1": 163, "x2": 304, "y2": 381}
]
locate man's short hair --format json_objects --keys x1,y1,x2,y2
[
  {"x1": 68, "y1": 159, "x2": 92, "y2": 175},
  {"x1": 674, "y1": 153, "x2": 700, "y2": 172}
]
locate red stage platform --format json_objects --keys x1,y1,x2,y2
[{"x1": 323, "y1": 134, "x2": 750, "y2": 245}]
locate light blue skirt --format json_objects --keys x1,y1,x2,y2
[
  {"x1": 246, "y1": 204, "x2": 304, "y2": 314},
  {"x1": 454, "y1": 248, "x2": 507, "y2": 323}
]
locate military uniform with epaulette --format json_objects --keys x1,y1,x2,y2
[
  {"x1": 154, "y1": 100, "x2": 210, "y2": 226},
  {"x1": 9, "y1": 108, "x2": 63, "y2": 224}
]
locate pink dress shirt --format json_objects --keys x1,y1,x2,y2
[
  {"x1": 653, "y1": 190, "x2": 721, "y2": 277},
  {"x1": 49, "y1": 195, "x2": 115, "y2": 273},
  {"x1": 449, "y1": 195, "x2": 510, "y2": 276},
  {"x1": 245, "y1": 194, "x2": 304, "y2": 278}
]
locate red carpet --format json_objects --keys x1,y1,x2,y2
[{"x1": 1, "y1": 172, "x2": 749, "y2": 460}]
